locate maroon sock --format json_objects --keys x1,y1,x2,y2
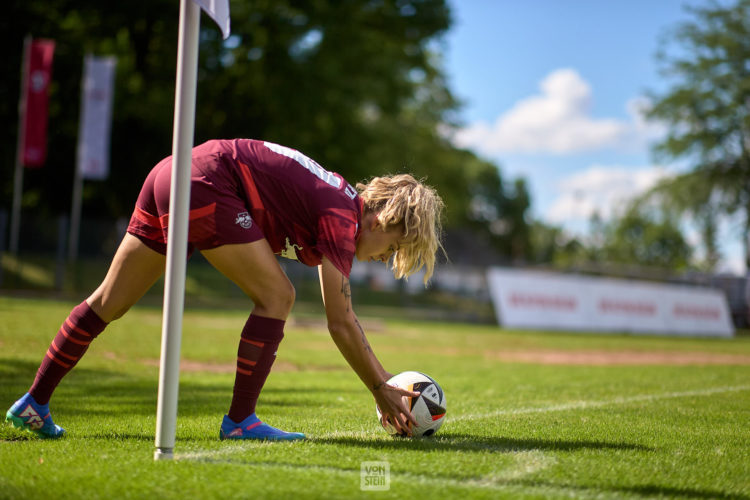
[
  {"x1": 227, "y1": 314, "x2": 285, "y2": 423},
  {"x1": 29, "y1": 301, "x2": 108, "y2": 404}
]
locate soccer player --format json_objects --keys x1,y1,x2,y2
[{"x1": 6, "y1": 139, "x2": 444, "y2": 440}]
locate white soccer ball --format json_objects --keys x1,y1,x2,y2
[{"x1": 376, "y1": 371, "x2": 447, "y2": 437}]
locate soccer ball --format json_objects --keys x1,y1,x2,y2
[{"x1": 376, "y1": 371, "x2": 446, "y2": 437}]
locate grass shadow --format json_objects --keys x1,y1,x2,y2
[
  {"x1": 617, "y1": 483, "x2": 749, "y2": 500},
  {"x1": 0, "y1": 358, "x2": 332, "y2": 421},
  {"x1": 516, "y1": 479, "x2": 750, "y2": 500},
  {"x1": 311, "y1": 431, "x2": 652, "y2": 454},
  {"x1": 76, "y1": 431, "x2": 220, "y2": 443}
]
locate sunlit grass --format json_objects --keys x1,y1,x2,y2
[{"x1": 1, "y1": 296, "x2": 749, "y2": 499}]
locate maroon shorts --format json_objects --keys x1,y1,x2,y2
[{"x1": 127, "y1": 154, "x2": 264, "y2": 255}]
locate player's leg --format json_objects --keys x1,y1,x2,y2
[
  {"x1": 201, "y1": 239, "x2": 304, "y2": 441},
  {"x1": 202, "y1": 237, "x2": 295, "y2": 320},
  {"x1": 6, "y1": 234, "x2": 165, "y2": 438},
  {"x1": 86, "y1": 233, "x2": 166, "y2": 322}
]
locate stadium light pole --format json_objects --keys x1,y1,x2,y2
[{"x1": 153, "y1": 0, "x2": 201, "y2": 461}]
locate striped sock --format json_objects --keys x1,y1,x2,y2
[
  {"x1": 227, "y1": 314, "x2": 285, "y2": 423},
  {"x1": 29, "y1": 301, "x2": 108, "y2": 405}
]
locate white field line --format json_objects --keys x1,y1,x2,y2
[
  {"x1": 451, "y1": 384, "x2": 750, "y2": 422},
  {"x1": 176, "y1": 451, "x2": 584, "y2": 497},
  {"x1": 175, "y1": 384, "x2": 747, "y2": 497},
  {"x1": 177, "y1": 384, "x2": 750, "y2": 455},
  {"x1": 174, "y1": 452, "x2": 639, "y2": 498}
]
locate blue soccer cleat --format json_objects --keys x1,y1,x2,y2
[
  {"x1": 219, "y1": 413, "x2": 305, "y2": 441},
  {"x1": 6, "y1": 393, "x2": 65, "y2": 439}
]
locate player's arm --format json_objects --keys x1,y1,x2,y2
[{"x1": 318, "y1": 256, "x2": 418, "y2": 434}]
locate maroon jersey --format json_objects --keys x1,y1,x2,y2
[{"x1": 207, "y1": 139, "x2": 362, "y2": 276}]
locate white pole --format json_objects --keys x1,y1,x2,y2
[
  {"x1": 68, "y1": 150, "x2": 83, "y2": 262},
  {"x1": 69, "y1": 55, "x2": 89, "y2": 263},
  {"x1": 10, "y1": 36, "x2": 32, "y2": 256},
  {"x1": 154, "y1": 0, "x2": 201, "y2": 461}
]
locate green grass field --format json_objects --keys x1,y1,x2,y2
[{"x1": 1, "y1": 295, "x2": 749, "y2": 499}]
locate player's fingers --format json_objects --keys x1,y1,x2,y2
[
  {"x1": 389, "y1": 414, "x2": 404, "y2": 434},
  {"x1": 395, "y1": 386, "x2": 420, "y2": 398},
  {"x1": 403, "y1": 406, "x2": 418, "y2": 427},
  {"x1": 394, "y1": 397, "x2": 418, "y2": 427},
  {"x1": 398, "y1": 413, "x2": 413, "y2": 437}
]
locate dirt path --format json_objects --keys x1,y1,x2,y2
[
  {"x1": 487, "y1": 349, "x2": 750, "y2": 365},
  {"x1": 132, "y1": 348, "x2": 750, "y2": 373}
]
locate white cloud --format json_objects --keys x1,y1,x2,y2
[
  {"x1": 717, "y1": 253, "x2": 745, "y2": 275},
  {"x1": 546, "y1": 165, "x2": 673, "y2": 223},
  {"x1": 453, "y1": 68, "x2": 661, "y2": 155},
  {"x1": 545, "y1": 165, "x2": 747, "y2": 275},
  {"x1": 621, "y1": 95, "x2": 668, "y2": 152}
]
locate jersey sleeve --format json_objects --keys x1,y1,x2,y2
[{"x1": 316, "y1": 208, "x2": 359, "y2": 277}]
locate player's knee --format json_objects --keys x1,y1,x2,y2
[
  {"x1": 274, "y1": 280, "x2": 296, "y2": 316},
  {"x1": 257, "y1": 280, "x2": 295, "y2": 319}
]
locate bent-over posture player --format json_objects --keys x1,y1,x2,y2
[{"x1": 6, "y1": 139, "x2": 444, "y2": 440}]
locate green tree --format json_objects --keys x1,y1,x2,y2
[
  {"x1": 598, "y1": 206, "x2": 692, "y2": 270},
  {"x1": 525, "y1": 220, "x2": 590, "y2": 268},
  {"x1": 529, "y1": 207, "x2": 693, "y2": 274},
  {"x1": 646, "y1": 172, "x2": 722, "y2": 270},
  {"x1": 647, "y1": 0, "x2": 750, "y2": 269},
  {"x1": 1, "y1": 0, "x2": 531, "y2": 263},
  {"x1": 464, "y1": 171, "x2": 531, "y2": 261},
  {"x1": 1, "y1": 0, "x2": 181, "y2": 218}
]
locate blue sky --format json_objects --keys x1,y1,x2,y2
[{"x1": 442, "y1": 0, "x2": 744, "y2": 274}]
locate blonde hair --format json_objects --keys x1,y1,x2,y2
[{"x1": 357, "y1": 174, "x2": 445, "y2": 284}]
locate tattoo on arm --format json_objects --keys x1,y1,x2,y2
[
  {"x1": 338, "y1": 276, "x2": 375, "y2": 380},
  {"x1": 355, "y1": 317, "x2": 373, "y2": 354},
  {"x1": 372, "y1": 380, "x2": 385, "y2": 391},
  {"x1": 340, "y1": 276, "x2": 352, "y2": 312}
]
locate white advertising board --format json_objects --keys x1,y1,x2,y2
[{"x1": 487, "y1": 268, "x2": 734, "y2": 337}]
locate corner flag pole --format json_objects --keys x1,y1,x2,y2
[{"x1": 154, "y1": 0, "x2": 201, "y2": 461}]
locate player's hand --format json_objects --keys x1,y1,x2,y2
[{"x1": 372, "y1": 382, "x2": 420, "y2": 436}]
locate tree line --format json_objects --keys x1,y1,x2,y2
[
  {"x1": 2, "y1": 0, "x2": 748, "y2": 274},
  {"x1": 0, "y1": 0, "x2": 531, "y2": 265}
]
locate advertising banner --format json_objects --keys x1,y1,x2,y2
[{"x1": 487, "y1": 268, "x2": 734, "y2": 337}]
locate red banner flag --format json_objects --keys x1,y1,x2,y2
[{"x1": 20, "y1": 38, "x2": 55, "y2": 168}]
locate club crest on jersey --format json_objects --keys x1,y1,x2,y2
[
  {"x1": 280, "y1": 237, "x2": 303, "y2": 261},
  {"x1": 235, "y1": 212, "x2": 253, "y2": 229}
]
